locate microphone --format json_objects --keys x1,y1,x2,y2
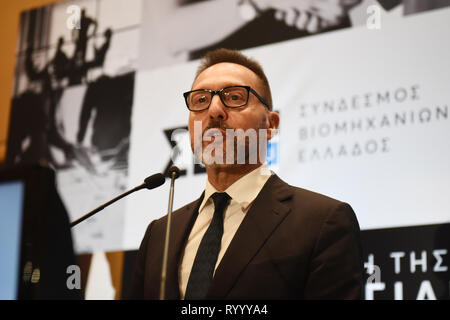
[
  {"x1": 160, "y1": 166, "x2": 180, "y2": 300},
  {"x1": 143, "y1": 173, "x2": 166, "y2": 190},
  {"x1": 70, "y1": 173, "x2": 165, "y2": 228}
]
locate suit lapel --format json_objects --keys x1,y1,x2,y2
[
  {"x1": 207, "y1": 175, "x2": 293, "y2": 299},
  {"x1": 163, "y1": 192, "x2": 204, "y2": 300}
]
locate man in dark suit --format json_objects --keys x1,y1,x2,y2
[{"x1": 129, "y1": 48, "x2": 363, "y2": 300}]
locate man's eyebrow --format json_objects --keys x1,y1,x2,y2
[{"x1": 192, "y1": 82, "x2": 248, "y2": 90}]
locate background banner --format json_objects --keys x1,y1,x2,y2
[{"x1": 127, "y1": 4, "x2": 450, "y2": 299}]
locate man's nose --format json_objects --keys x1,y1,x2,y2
[{"x1": 208, "y1": 94, "x2": 228, "y2": 121}]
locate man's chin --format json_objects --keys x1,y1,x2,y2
[
  {"x1": 192, "y1": 141, "x2": 263, "y2": 167},
  {"x1": 204, "y1": 162, "x2": 230, "y2": 170},
  {"x1": 201, "y1": 154, "x2": 261, "y2": 168}
]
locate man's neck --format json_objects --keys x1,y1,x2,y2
[{"x1": 206, "y1": 163, "x2": 262, "y2": 192}]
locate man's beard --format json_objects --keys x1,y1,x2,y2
[{"x1": 191, "y1": 116, "x2": 269, "y2": 168}]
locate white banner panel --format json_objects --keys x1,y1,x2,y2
[{"x1": 125, "y1": 8, "x2": 450, "y2": 250}]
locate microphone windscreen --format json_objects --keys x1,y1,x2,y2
[{"x1": 143, "y1": 173, "x2": 166, "y2": 189}]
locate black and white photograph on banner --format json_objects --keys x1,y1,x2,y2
[
  {"x1": 6, "y1": 0, "x2": 142, "y2": 253},
  {"x1": 139, "y1": 0, "x2": 450, "y2": 70}
]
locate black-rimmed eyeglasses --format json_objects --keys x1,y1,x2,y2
[{"x1": 183, "y1": 85, "x2": 270, "y2": 112}]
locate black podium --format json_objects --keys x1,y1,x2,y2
[{"x1": 0, "y1": 165, "x2": 81, "y2": 299}]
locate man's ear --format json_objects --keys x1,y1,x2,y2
[{"x1": 267, "y1": 111, "x2": 280, "y2": 140}]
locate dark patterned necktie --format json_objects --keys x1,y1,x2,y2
[{"x1": 184, "y1": 192, "x2": 231, "y2": 300}]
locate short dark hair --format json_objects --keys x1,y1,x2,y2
[{"x1": 195, "y1": 48, "x2": 273, "y2": 110}]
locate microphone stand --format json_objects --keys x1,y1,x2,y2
[
  {"x1": 70, "y1": 186, "x2": 142, "y2": 228},
  {"x1": 70, "y1": 173, "x2": 165, "y2": 228},
  {"x1": 160, "y1": 167, "x2": 180, "y2": 300}
]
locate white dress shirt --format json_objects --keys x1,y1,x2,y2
[{"x1": 178, "y1": 163, "x2": 272, "y2": 299}]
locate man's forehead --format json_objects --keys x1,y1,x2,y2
[{"x1": 192, "y1": 62, "x2": 260, "y2": 89}]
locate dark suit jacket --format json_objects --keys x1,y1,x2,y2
[{"x1": 128, "y1": 174, "x2": 363, "y2": 299}]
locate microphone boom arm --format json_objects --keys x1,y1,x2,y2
[{"x1": 69, "y1": 173, "x2": 165, "y2": 228}]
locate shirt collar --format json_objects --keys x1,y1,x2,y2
[{"x1": 199, "y1": 163, "x2": 272, "y2": 213}]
